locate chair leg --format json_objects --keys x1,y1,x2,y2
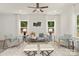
[
  {"x1": 40, "y1": 51, "x2": 45, "y2": 56},
  {"x1": 3, "y1": 40, "x2": 6, "y2": 49}
]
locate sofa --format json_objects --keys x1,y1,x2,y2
[
  {"x1": 37, "y1": 33, "x2": 48, "y2": 42},
  {"x1": 26, "y1": 33, "x2": 54, "y2": 42}
]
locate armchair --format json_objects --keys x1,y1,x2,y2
[
  {"x1": 0, "y1": 36, "x2": 6, "y2": 49},
  {"x1": 59, "y1": 34, "x2": 72, "y2": 48},
  {"x1": 5, "y1": 35, "x2": 23, "y2": 48}
]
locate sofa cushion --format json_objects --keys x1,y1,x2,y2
[{"x1": 39, "y1": 33, "x2": 44, "y2": 37}]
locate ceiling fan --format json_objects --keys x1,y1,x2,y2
[{"x1": 28, "y1": 3, "x2": 48, "y2": 12}]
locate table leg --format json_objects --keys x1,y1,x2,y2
[
  {"x1": 40, "y1": 50, "x2": 54, "y2": 56},
  {"x1": 40, "y1": 51, "x2": 45, "y2": 56},
  {"x1": 46, "y1": 50, "x2": 54, "y2": 56},
  {"x1": 24, "y1": 51, "x2": 37, "y2": 56},
  {"x1": 72, "y1": 41, "x2": 74, "y2": 51}
]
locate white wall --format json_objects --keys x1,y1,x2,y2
[
  {"x1": 0, "y1": 4, "x2": 79, "y2": 37},
  {"x1": 19, "y1": 13, "x2": 61, "y2": 36},
  {"x1": 0, "y1": 13, "x2": 61, "y2": 37},
  {"x1": 0, "y1": 14, "x2": 17, "y2": 36},
  {"x1": 1, "y1": 4, "x2": 76, "y2": 37},
  {"x1": 29, "y1": 13, "x2": 46, "y2": 36},
  {"x1": 60, "y1": 4, "x2": 77, "y2": 36},
  {"x1": 46, "y1": 15, "x2": 61, "y2": 36}
]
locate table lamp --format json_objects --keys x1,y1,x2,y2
[
  {"x1": 48, "y1": 28, "x2": 53, "y2": 35},
  {"x1": 23, "y1": 28, "x2": 27, "y2": 35}
]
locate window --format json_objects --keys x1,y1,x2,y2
[
  {"x1": 20, "y1": 20, "x2": 28, "y2": 34},
  {"x1": 48, "y1": 21, "x2": 55, "y2": 33},
  {"x1": 77, "y1": 15, "x2": 79, "y2": 36}
]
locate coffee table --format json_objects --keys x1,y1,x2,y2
[
  {"x1": 24, "y1": 44, "x2": 38, "y2": 56},
  {"x1": 40, "y1": 44, "x2": 54, "y2": 56},
  {"x1": 24, "y1": 43, "x2": 54, "y2": 56}
]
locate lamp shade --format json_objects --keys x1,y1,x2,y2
[
  {"x1": 23, "y1": 28, "x2": 27, "y2": 32},
  {"x1": 48, "y1": 28, "x2": 53, "y2": 32}
]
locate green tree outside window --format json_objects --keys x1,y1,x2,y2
[
  {"x1": 77, "y1": 15, "x2": 79, "y2": 25},
  {"x1": 21, "y1": 21, "x2": 27, "y2": 27},
  {"x1": 48, "y1": 21, "x2": 54, "y2": 27}
]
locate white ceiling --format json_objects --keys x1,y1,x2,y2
[{"x1": 0, "y1": 3, "x2": 76, "y2": 15}]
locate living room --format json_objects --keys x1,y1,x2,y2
[{"x1": 0, "y1": 3, "x2": 79, "y2": 56}]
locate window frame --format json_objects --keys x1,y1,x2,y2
[
  {"x1": 77, "y1": 15, "x2": 79, "y2": 37},
  {"x1": 46, "y1": 20, "x2": 56, "y2": 35},
  {"x1": 19, "y1": 20, "x2": 29, "y2": 35}
]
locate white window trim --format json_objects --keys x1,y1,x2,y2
[
  {"x1": 18, "y1": 20, "x2": 29, "y2": 35},
  {"x1": 46, "y1": 20, "x2": 56, "y2": 35},
  {"x1": 76, "y1": 14, "x2": 79, "y2": 37}
]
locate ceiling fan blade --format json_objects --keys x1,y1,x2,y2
[
  {"x1": 40, "y1": 6, "x2": 48, "y2": 8},
  {"x1": 33, "y1": 9, "x2": 37, "y2": 12},
  {"x1": 28, "y1": 6, "x2": 36, "y2": 8},
  {"x1": 40, "y1": 9, "x2": 44, "y2": 12},
  {"x1": 36, "y1": 3, "x2": 39, "y2": 8},
  {"x1": 28, "y1": 3, "x2": 48, "y2": 12}
]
